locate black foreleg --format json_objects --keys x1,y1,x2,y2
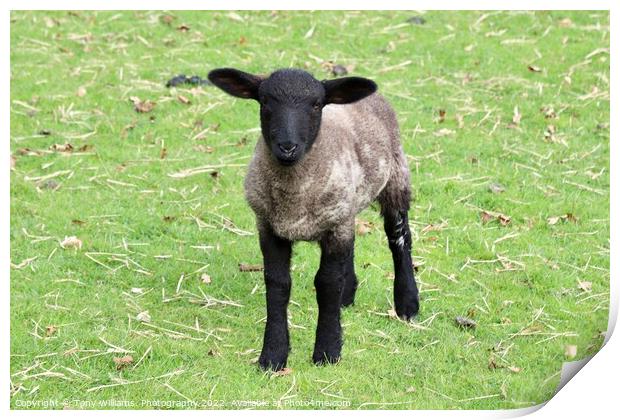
[
  {"x1": 257, "y1": 226, "x2": 293, "y2": 371},
  {"x1": 312, "y1": 235, "x2": 352, "y2": 365}
]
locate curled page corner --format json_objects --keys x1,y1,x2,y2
[{"x1": 556, "y1": 356, "x2": 595, "y2": 393}]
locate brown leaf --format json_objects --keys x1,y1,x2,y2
[
  {"x1": 421, "y1": 221, "x2": 448, "y2": 234},
  {"x1": 78, "y1": 144, "x2": 94, "y2": 152},
  {"x1": 201, "y1": 273, "x2": 212, "y2": 284},
  {"x1": 480, "y1": 210, "x2": 511, "y2": 226},
  {"x1": 540, "y1": 106, "x2": 557, "y2": 119},
  {"x1": 438, "y1": 109, "x2": 446, "y2": 123},
  {"x1": 71, "y1": 219, "x2": 86, "y2": 226},
  {"x1": 547, "y1": 213, "x2": 578, "y2": 225},
  {"x1": 527, "y1": 65, "x2": 542, "y2": 73},
  {"x1": 564, "y1": 213, "x2": 578, "y2": 223},
  {"x1": 480, "y1": 211, "x2": 494, "y2": 224},
  {"x1": 176, "y1": 24, "x2": 190, "y2": 32},
  {"x1": 60, "y1": 236, "x2": 82, "y2": 249},
  {"x1": 113, "y1": 355, "x2": 134, "y2": 370},
  {"x1": 455, "y1": 316, "x2": 476, "y2": 329},
  {"x1": 559, "y1": 18, "x2": 573, "y2": 28},
  {"x1": 355, "y1": 218, "x2": 374, "y2": 235},
  {"x1": 239, "y1": 263, "x2": 263, "y2": 272},
  {"x1": 577, "y1": 279, "x2": 592, "y2": 292},
  {"x1": 177, "y1": 95, "x2": 191, "y2": 105},
  {"x1": 129, "y1": 96, "x2": 156, "y2": 113},
  {"x1": 45, "y1": 325, "x2": 58, "y2": 337},
  {"x1": 76, "y1": 86, "x2": 87, "y2": 97},
  {"x1": 507, "y1": 366, "x2": 522, "y2": 373},
  {"x1": 50, "y1": 143, "x2": 74, "y2": 153},
  {"x1": 160, "y1": 147, "x2": 168, "y2": 159},
  {"x1": 272, "y1": 367, "x2": 293, "y2": 377},
  {"x1": 498, "y1": 214, "x2": 511, "y2": 226},
  {"x1": 160, "y1": 14, "x2": 175, "y2": 25}
]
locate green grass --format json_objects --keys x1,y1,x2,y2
[{"x1": 10, "y1": 10, "x2": 609, "y2": 410}]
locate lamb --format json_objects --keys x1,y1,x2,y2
[{"x1": 208, "y1": 67, "x2": 420, "y2": 370}]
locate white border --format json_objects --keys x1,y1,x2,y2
[{"x1": 4, "y1": 2, "x2": 616, "y2": 419}]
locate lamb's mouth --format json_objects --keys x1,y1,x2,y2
[{"x1": 276, "y1": 155, "x2": 300, "y2": 166}]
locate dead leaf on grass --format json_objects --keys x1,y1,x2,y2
[
  {"x1": 45, "y1": 325, "x2": 58, "y2": 337},
  {"x1": 547, "y1": 213, "x2": 578, "y2": 225},
  {"x1": 577, "y1": 280, "x2": 592, "y2": 292},
  {"x1": 480, "y1": 210, "x2": 511, "y2": 226},
  {"x1": 136, "y1": 311, "x2": 151, "y2": 323},
  {"x1": 60, "y1": 236, "x2": 83, "y2": 249},
  {"x1": 177, "y1": 95, "x2": 191, "y2": 105},
  {"x1": 239, "y1": 263, "x2": 263, "y2": 272},
  {"x1": 201, "y1": 273, "x2": 212, "y2": 284},
  {"x1": 129, "y1": 96, "x2": 156, "y2": 113},
  {"x1": 272, "y1": 367, "x2": 293, "y2": 377},
  {"x1": 455, "y1": 316, "x2": 477, "y2": 329},
  {"x1": 355, "y1": 218, "x2": 374, "y2": 235},
  {"x1": 50, "y1": 143, "x2": 74, "y2": 153},
  {"x1": 113, "y1": 355, "x2": 134, "y2": 370}
]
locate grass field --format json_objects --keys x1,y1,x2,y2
[{"x1": 10, "y1": 10, "x2": 610, "y2": 410}]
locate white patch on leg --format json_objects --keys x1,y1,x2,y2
[{"x1": 395, "y1": 235, "x2": 405, "y2": 250}]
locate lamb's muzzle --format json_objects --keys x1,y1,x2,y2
[{"x1": 208, "y1": 67, "x2": 420, "y2": 370}]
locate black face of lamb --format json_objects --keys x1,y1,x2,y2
[
  {"x1": 208, "y1": 67, "x2": 377, "y2": 166},
  {"x1": 257, "y1": 71, "x2": 324, "y2": 166}
]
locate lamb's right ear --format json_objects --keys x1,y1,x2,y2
[{"x1": 208, "y1": 68, "x2": 264, "y2": 100}]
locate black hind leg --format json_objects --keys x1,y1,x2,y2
[
  {"x1": 381, "y1": 202, "x2": 420, "y2": 320},
  {"x1": 340, "y1": 248, "x2": 358, "y2": 308}
]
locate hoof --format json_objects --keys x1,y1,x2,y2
[
  {"x1": 258, "y1": 353, "x2": 288, "y2": 371},
  {"x1": 312, "y1": 351, "x2": 341, "y2": 366},
  {"x1": 395, "y1": 295, "x2": 419, "y2": 321},
  {"x1": 340, "y1": 296, "x2": 355, "y2": 308}
]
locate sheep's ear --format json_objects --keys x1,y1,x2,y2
[
  {"x1": 208, "y1": 68, "x2": 264, "y2": 100},
  {"x1": 322, "y1": 77, "x2": 377, "y2": 105}
]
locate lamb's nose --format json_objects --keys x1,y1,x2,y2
[{"x1": 278, "y1": 143, "x2": 298, "y2": 155}]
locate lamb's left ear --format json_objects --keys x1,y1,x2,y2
[
  {"x1": 208, "y1": 68, "x2": 264, "y2": 100},
  {"x1": 322, "y1": 77, "x2": 377, "y2": 105}
]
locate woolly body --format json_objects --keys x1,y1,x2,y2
[{"x1": 245, "y1": 93, "x2": 410, "y2": 244}]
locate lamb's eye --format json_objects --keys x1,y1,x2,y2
[
  {"x1": 313, "y1": 101, "x2": 321, "y2": 111},
  {"x1": 261, "y1": 97, "x2": 269, "y2": 106}
]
